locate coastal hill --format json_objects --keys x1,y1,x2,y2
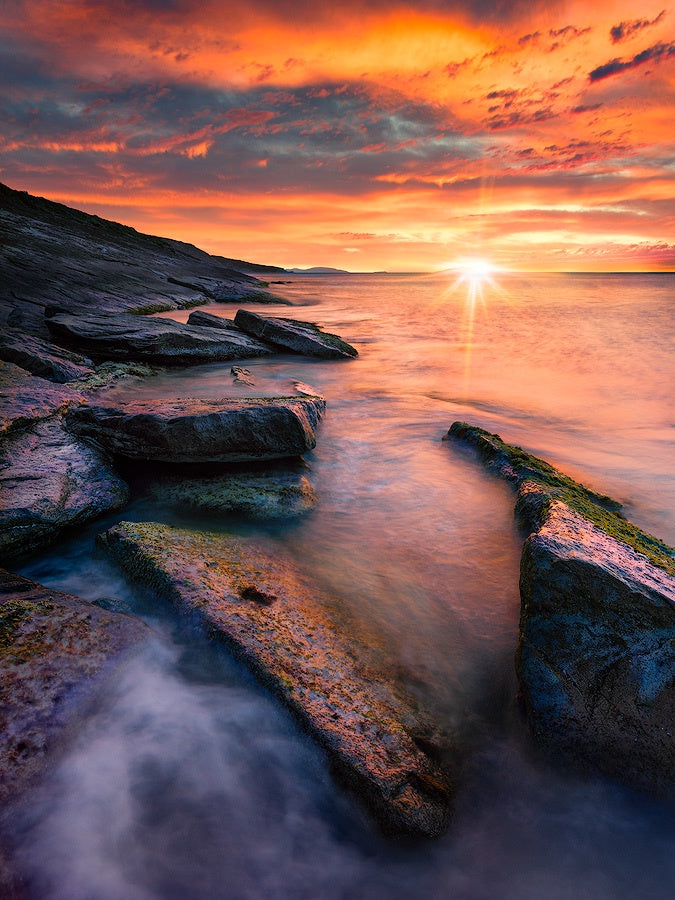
[{"x1": 0, "y1": 181, "x2": 284, "y2": 336}]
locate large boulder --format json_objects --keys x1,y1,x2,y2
[
  {"x1": 186, "y1": 309, "x2": 238, "y2": 331},
  {"x1": 445, "y1": 422, "x2": 675, "y2": 797},
  {"x1": 46, "y1": 310, "x2": 273, "y2": 364},
  {"x1": 0, "y1": 329, "x2": 93, "y2": 383},
  {"x1": 0, "y1": 568, "x2": 148, "y2": 805},
  {"x1": 0, "y1": 418, "x2": 129, "y2": 563},
  {"x1": 65, "y1": 396, "x2": 326, "y2": 462},
  {"x1": 98, "y1": 521, "x2": 454, "y2": 837},
  {"x1": 234, "y1": 309, "x2": 358, "y2": 359},
  {"x1": 0, "y1": 362, "x2": 84, "y2": 437}
]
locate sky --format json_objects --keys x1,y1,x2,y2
[{"x1": 1, "y1": 0, "x2": 674, "y2": 271}]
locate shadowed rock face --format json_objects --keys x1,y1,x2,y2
[
  {"x1": 46, "y1": 311, "x2": 273, "y2": 364},
  {"x1": 98, "y1": 521, "x2": 454, "y2": 837},
  {"x1": 445, "y1": 422, "x2": 675, "y2": 798},
  {"x1": 66, "y1": 396, "x2": 326, "y2": 462},
  {"x1": 0, "y1": 181, "x2": 282, "y2": 337},
  {"x1": 0, "y1": 568, "x2": 149, "y2": 805},
  {"x1": 186, "y1": 310, "x2": 238, "y2": 331},
  {"x1": 0, "y1": 419, "x2": 129, "y2": 564},
  {"x1": 234, "y1": 309, "x2": 359, "y2": 359}
]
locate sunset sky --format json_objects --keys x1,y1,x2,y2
[{"x1": 1, "y1": 1, "x2": 674, "y2": 271}]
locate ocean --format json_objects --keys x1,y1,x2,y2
[{"x1": 13, "y1": 272, "x2": 675, "y2": 899}]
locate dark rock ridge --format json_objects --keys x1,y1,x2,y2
[
  {"x1": 0, "y1": 362, "x2": 84, "y2": 436},
  {"x1": 234, "y1": 309, "x2": 358, "y2": 359},
  {"x1": 66, "y1": 396, "x2": 326, "y2": 462},
  {"x1": 46, "y1": 310, "x2": 273, "y2": 364},
  {"x1": 0, "y1": 329, "x2": 93, "y2": 383},
  {"x1": 0, "y1": 568, "x2": 148, "y2": 805},
  {"x1": 445, "y1": 421, "x2": 675, "y2": 798},
  {"x1": 0, "y1": 418, "x2": 129, "y2": 564},
  {"x1": 0, "y1": 181, "x2": 282, "y2": 337},
  {"x1": 98, "y1": 522, "x2": 454, "y2": 837}
]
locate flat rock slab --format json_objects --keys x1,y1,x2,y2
[
  {"x1": 446, "y1": 421, "x2": 675, "y2": 797},
  {"x1": 234, "y1": 309, "x2": 358, "y2": 359},
  {"x1": 99, "y1": 522, "x2": 453, "y2": 836},
  {"x1": 148, "y1": 466, "x2": 317, "y2": 519},
  {"x1": 0, "y1": 568, "x2": 148, "y2": 804},
  {"x1": 46, "y1": 311, "x2": 273, "y2": 364},
  {"x1": 0, "y1": 330, "x2": 93, "y2": 383},
  {"x1": 0, "y1": 362, "x2": 84, "y2": 437},
  {"x1": 66, "y1": 396, "x2": 326, "y2": 462},
  {"x1": 0, "y1": 418, "x2": 129, "y2": 563}
]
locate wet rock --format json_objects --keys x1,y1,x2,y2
[
  {"x1": 46, "y1": 310, "x2": 273, "y2": 364},
  {"x1": 0, "y1": 418, "x2": 129, "y2": 563},
  {"x1": 168, "y1": 275, "x2": 287, "y2": 303},
  {"x1": 187, "y1": 310, "x2": 238, "y2": 330},
  {"x1": 148, "y1": 466, "x2": 317, "y2": 519},
  {"x1": 98, "y1": 521, "x2": 454, "y2": 836},
  {"x1": 445, "y1": 421, "x2": 675, "y2": 797},
  {"x1": 0, "y1": 362, "x2": 84, "y2": 437},
  {"x1": 234, "y1": 309, "x2": 358, "y2": 359},
  {"x1": 230, "y1": 365, "x2": 255, "y2": 385},
  {"x1": 66, "y1": 395, "x2": 326, "y2": 462},
  {"x1": 0, "y1": 568, "x2": 148, "y2": 804},
  {"x1": 0, "y1": 330, "x2": 93, "y2": 383}
]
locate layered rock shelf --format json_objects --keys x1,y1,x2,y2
[
  {"x1": 66, "y1": 395, "x2": 326, "y2": 463},
  {"x1": 98, "y1": 521, "x2": 454, "y2": 837},
  {"x1": 46, "y1": 310, "x2": 274, "y2": 364},
  {"x1": 445, "y1": 421, "x2": 675, "y2": 798}
]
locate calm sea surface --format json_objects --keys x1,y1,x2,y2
[{"x1": 14, "y1": 273, "x2": 675, "y2": 898}]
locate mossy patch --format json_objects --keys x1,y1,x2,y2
[
  {"x1": 0, "y1": 598, "x2": 56, "y2": 661},
  {"x1": 447, "y1": 422, "x2": 675, "y2": 576}
]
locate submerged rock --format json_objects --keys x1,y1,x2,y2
[
  {"x1": 0, "y1": 568, "x2": 148, "y2": 804},
  {"x1": 230, "y1": 365, "x2": 255, "y2": 385},
  {"x1": 0, "y1": 329, "x2": 93, "y2": 383},
  {"x1": 445, "y1": 421, "x2": 675, "y2": 797},
  {"x1": 66, "y1": 396, "x2": 326, "y2": 462},
  {"x1": 46, "y1": 310, "x2": 273, "y2": 364},
  {"x1": 234, "y1": 309, "x2": 358, "y2": 359},
  {"x1": 148, "y1": 466, "x2": 317, "y2": 519},
  {"x1": 0, "y1": 418, "x2": 129, "y2": 563},
  {"x1": 0, "y1": 362, "x2": 84, "y2": 436},
  {"x1": 98, "y1": 521, "x2": 454, "y2": 836}
]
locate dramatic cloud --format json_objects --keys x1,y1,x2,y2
[
  {"x1": 0, "y1": 0, "x2": 673, "y2": 270},
  {"x1": 610, "y1": 11, "x2": 666, "y2": 43},
  {"x1": 589, "y1": 40, "x2": 675, "y2": 81}
]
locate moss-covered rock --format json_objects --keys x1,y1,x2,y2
[
  {"x1": 98, "y1": 521, "x2": 454, "y2": 837},
  {"x1": 445, "y1": 422, "x2": 675, "y2": 798}
]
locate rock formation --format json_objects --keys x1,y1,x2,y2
[
  {"x1": 99, "y1": 521, "x2": 454, "y2": 837},
  {"x1": 0, "y1": 568, "x2": 149, "y2": 805},
  {"x1": 234, "y1": 309, "x2": 358, "y2": 359},
  {"x1": 65, "y1": 396, "x2": 326, "y2": 462},
  {"x1": 0, "y1": 362, "x2": 84, "y2": 437},
  {"x1": 445, "y1": 421, "x2": 675, "y2": 798},
  {"x1": 46, "y1": 310, "x2": 273, "y2": 364}
]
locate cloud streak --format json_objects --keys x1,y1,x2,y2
[{"x1": 589, "y1": 40, "x2": 675, "y2": 82}]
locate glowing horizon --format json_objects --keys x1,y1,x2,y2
[{"x1": 1, "y1": 1, "x2": 673, "y2": 272}]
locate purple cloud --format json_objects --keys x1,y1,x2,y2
[
  {"x1": 589, "y1": 40, "x2": 675, "y2": 82},
  {"x1": 610, "y1": 11, "x2": 666, "y2": 44}
]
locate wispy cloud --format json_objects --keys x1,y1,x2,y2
[
  {"x1": 589, "y1": 40, "x2": 675, "y2": 82},
  {"x1": 610, "y1": 10, "x2": 666, "y2": 44}
]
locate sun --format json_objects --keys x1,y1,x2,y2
[{"x1": 445, "y1": 257, "x2": 500, "y2": 291}]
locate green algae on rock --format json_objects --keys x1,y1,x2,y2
[
  {"x1": 98, "y1": 521, "x2": 454, "y2": 837},
  {"x1": 445, "y1": 421, "x2": 675, "y2": 799},
  {"x1": 0, "y1": 568, "x2": 148, "y2": 805},
  {"x1": 148, "y1": 467, "x2": 318, "y2": 519}
]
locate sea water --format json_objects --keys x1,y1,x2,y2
[{"x1": 12, "y1": 272, "x2": 675, "y2": 898}]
